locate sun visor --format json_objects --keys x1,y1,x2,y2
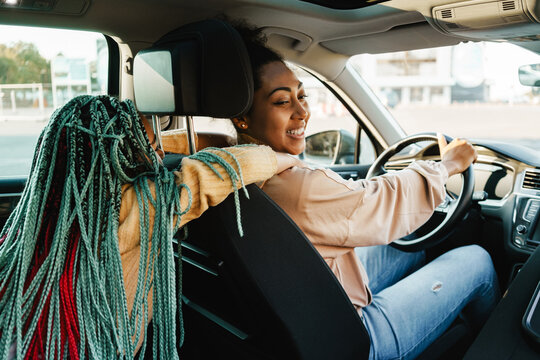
[{"x1": 134, "y1": 19, "x2": 253, "y2": 118}]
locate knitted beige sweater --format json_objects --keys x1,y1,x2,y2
[{"x1": 118, "y1": 136, "x2": 276, "y2": 351}]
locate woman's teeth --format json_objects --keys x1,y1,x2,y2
[{"x1": 287, "y1": 128, "x2": 304, "y2": 136}]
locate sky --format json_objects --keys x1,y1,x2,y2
[{"x1": 0, "y1": 24, "x2": 101, "y2": 60}]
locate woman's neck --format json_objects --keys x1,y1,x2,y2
[{"x1": 237, "y1": 133, "x2": 267, "y2": 146}]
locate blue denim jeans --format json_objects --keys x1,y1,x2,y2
[{"x1": 355, "y1": 244, "x2": 500, "y2": 360}]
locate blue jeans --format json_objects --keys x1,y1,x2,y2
[{"x1": 355, "y1": 244, "x2": 500, "y2": 360}]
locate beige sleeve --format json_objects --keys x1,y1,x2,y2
[
  {"x1": 346, "y1": 160, "x2": 449, "y2": 246},
  {"x1": 161, "y1": 129, "x2": 197, "y2": 154},
  {"x1": 263, "y1": 160, "x2": 448, "y2": 248},
  {"x1": 175, "y1": 145, "x2": 277, "y2": 226}
]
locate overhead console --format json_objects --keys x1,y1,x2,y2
[{"x1": 432, "y1": 0, "x2": 540, "y2": 41}]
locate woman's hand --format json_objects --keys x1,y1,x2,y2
[
  {"x1": 438, "y1": 133, "x2": 478, "y2": 177},
  {"x1": 275, "y1": 152, "x2": 302, "y2": 174}
]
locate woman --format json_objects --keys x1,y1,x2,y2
[
  {"x1": 230, "y1": 23, "x2": 500, "y2": 360},
  {"x1": 0, "y1": 95, "x2": 297, "y2": 359}
]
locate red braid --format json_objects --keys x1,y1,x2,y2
[{"x1": 24, "y1": 134, "x2": 81, "y2": 359}]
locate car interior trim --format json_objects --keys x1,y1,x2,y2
[
  {"x1": 105, "y1": 34, "x2": 120, "y2": 98},
  {"x1": 179, "y1": 255, "x2": 219, "y2": 278},
  {"x1": 299, "y1": 0, "x2": 390, "y2": 10},
  {"x1": 182, "y1": 296, "x2": 249, "y2": 340},
  {"x1": 321, "y1": 22, "x2": 463, "y2": 55}
]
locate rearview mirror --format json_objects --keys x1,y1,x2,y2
[
  {"x1": 303, "y1": 130, "x2": 355, "y2": 166},
  {"x1": 518, "y1": 63, "x2": 540, "y2": 87}
]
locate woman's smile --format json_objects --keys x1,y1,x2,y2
[{"x1": 286, "y1": 126, "x2": 305, "y2": 138}]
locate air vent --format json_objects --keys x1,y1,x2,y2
[
  {"x1": 384, "y1": 162, "x2": 409, "y2": 171},
  {"x1": 441, "y1": 9, "x2": 454, "y2": 19},
  {"x1": 501, "y1": 0, "x2": 516, "y2": 11},
  {"x1": 522, "y1": 170, "x2": 540, "y2": 190}
]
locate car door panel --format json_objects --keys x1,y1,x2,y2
[{"x1": 0, "y1": 177, "x2": 26, "y2": 229}]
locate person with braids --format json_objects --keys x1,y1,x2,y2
[
  {"x1": 0, "y1": 94, "x2": 298, "y2": 359},
  {"x1": 227, "y1": 21, "x2": 500, "y2": 360}
]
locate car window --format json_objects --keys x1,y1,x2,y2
[
  {"x1": 0, "y1": 25, "x2": 109, "y2": 178},
  {"x1": 290, "y1": 65, "x2": 376, "y2": 166},
  {"x1": 350, "y1": 42, "x2": 540, "y2": 152}
]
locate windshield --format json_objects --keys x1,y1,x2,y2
[{"x1": 350, "y1": 41, "x2": 540, "y2": 152}]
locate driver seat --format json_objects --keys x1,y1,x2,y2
[{"x1": 180, "y1": 184, "x2": 370, "y2": 359}]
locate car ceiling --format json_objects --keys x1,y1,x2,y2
[
  {"x1": 1, "y1": 0, "x2": 540, "y2": 77},
  {"x1": 0, "y1": 0, "x2": 462, "y2": 49}
]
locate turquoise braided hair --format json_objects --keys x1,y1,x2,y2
[{"x1": 0, "y1": 95, "x2": 249, "y2": 359}]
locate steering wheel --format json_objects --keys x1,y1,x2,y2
[{"x1": 366, "y1": 133, "x2": 475, "y2": 251}]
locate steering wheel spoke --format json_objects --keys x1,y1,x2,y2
[{"x1": 434, "y1": 195, "x2": 457, "y2": 214}]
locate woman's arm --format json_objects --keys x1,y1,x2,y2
[
  {"x1": 119, "y1": 145, "x2": 295, "y2": 258},
  {"x1": 263, "y1": 161, "x2": 449, "y2": 248},
  {"x1": 263, "y1": 136, "x2": 477, "y2": 248},
  {"x1": 176, "y1": 145, "x2": 278, "y2": 226}
]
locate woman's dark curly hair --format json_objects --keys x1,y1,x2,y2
[{"x1": 225, "y1": 18, "x2": 285, "y2": 90}]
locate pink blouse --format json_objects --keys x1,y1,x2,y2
[{"x1": 261, "y1": 161, "x2": 448, "y2": 310}]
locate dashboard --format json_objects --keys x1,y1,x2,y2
[
  {"x1": 470, "y1": 142, "x2": 540, "y2": 253},
  {"x1": 445, "y1": 160, "x2": 514, "y2": 201},
  {"x1": 386, "y1": 140, "x2": 540, "y2": 255}
]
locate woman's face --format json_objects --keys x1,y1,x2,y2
[{"x1": 242, "y1": 61, "x2": 310, "y2": 155}]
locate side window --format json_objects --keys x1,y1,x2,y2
[
  {"x1": 0, "y1": 25, "x2": 109, "y2": 177},
  {"x1": 291, "y1": 65, "x2": 376, "y2": 166}
]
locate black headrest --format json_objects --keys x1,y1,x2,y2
[{"x1": 133, "y1": 19, "x2": 253, "y2": 118}]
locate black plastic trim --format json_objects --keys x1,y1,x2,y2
[
  {"x1": 0, "y1": 176, "x2": 26, "y2": 194},
  {"x1": 183, "y1": 296, "x2": 249, "y2": 340},
  {"x1": 105, "y1": 35, "x2": 120, "y2": 98},
  {"x1": 300, "y1": 0, "x2": 389, "y2": 10},
  {"x1": 522, "y1": 281, "x2": 540, "y2": 344}
]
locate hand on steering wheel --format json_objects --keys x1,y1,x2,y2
[
  {"x1": 437, "y1": 133, "x2": 478, "y2": 177},
  {"x1": 366, "y1": 133, "x2": 475, "y2": 251}
]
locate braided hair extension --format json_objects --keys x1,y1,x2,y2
[{"x1": 0, "y1": 95, "x2": 248, "y2": 359}]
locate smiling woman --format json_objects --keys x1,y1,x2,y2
[
  {"x1": 0, "y1": 25, "x2": 109, "y2": 177},
  {"x1": 226, "y1": 19, "x2": 500, "y2": 360}
]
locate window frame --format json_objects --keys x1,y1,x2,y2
[
  {"x1": 104, "y1": 34, "x2": 120, "y2": 98},
  {"x1": 299, "y1": 65, "x2": 382, "y2": 166}
]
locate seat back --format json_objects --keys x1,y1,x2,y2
[{"x1": 179, "y1": 184, "x2": 370, "y2": 359}]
